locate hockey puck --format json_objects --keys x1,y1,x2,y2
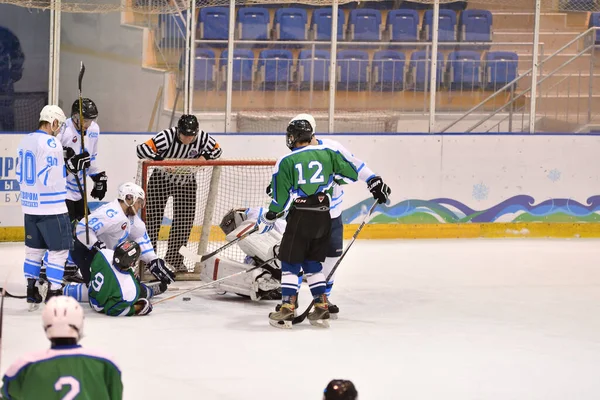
[{"x1": 183, "y1": 297, "x2": 191, "y2": 301}]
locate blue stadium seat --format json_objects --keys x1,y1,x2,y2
[
  {"x1": 311, "y1": 8, "x2": 345, "y2": 41},
  {"x1": 372, "y1": 50, "x2": 405, "y2": 91},
  {"x1": 348, "y1": 9, "x2": 382, "y2": 41},
  {"x1": 422, "y1": 9, "x2": 457, "y2": 42},
  {"x1": 297, "y1": 50, "x2": 330, "y2": 90},
  {"x1": 159, "y1": 11, "x2": 186, "y2": 48},
  {"x1": 199, "y1": 7, "x2": 229, "y2": 45},
  {"x1": 484, "y1": 51, "x2": 518, "y2": 90},
  {"x1": 337, "y1": 50, "x2": 370, "y2": 91},
  {"x1": 386, "y1": 10, "x2": 419, "y2": 43},
  {"x1": 275, "y1": 8, "x2": 308, "y2": 43},
  {"x1": 408, "y1": 51, "x2": 444, "y2": 91},
  {"x1": 237, "y1": 7, "x2": 270, "y2": 44},
  {"x1": 446, "y1": 51, "x2": 481, "y2": 90},
  {"x1": 459, "y1": 9, "x2": 492, "y2": 45},
  {"x1": 194, "y1": 48, "x2": 216, "y2": 91},
  {"x1": 257, "y1": 49, "x2": 294, "y2": 90},
  {"x1": 589, "y1": 12, "x2": 600, "y2": 44},
  {"x1": 219, "y1": 49, "x2": 254, "y2": 90}
]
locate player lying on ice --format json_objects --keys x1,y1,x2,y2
[
  {"x1": 63, "y1": 240, "x2": 163, "y2": 316},
  {"x1": 201, "y1": 207, "x2": 286, "y2": 301}
]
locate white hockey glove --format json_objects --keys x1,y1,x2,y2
[
  {"x1": 256, "y1": 209, "x2": 277, "y2": 234},
  {"x1": 149, "y1": 258, "x2": 175, "y2": 285},
  {"x1": 134, "y1": 297, "x2": 153, "y2": 316}
]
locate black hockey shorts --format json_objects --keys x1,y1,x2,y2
[{"x1": 278, "y1": 195, "x2": 332, "y2": 264}]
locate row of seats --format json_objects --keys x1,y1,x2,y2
[
  {"x1": 192, "y1": 48, "x2": 518, "y2": 91},
  {"x1": 161, "y1": 7, "x2": 492, "y2": 46}
]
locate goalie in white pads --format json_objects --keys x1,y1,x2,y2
[
  {"x1": 200, "y1": 208, "x2": 285, "y2": 301},
  {"x1": 69, "y1": 182, "x2": 175, "y2": 288}
]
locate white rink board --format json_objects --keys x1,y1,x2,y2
[{"x1": 1, "y1": 133, "x2": 600, "y2": 227}]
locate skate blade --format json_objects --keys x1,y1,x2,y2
[
  {"x1": 28, "y1": 303, "x2": 41, "y2": 312},
  {"x1": 270, "y1": 319, "x2": 292, "y2": 329},
  {"x1": 309, "y1": 318, "x2": 330, "y2": 328}
]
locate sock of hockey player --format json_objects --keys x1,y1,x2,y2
[
  {"x1": 270, "y1": 262, "x2": 302, "y2": 329},
  {"x1": 63, "y1": 283, "x2": 89, "y2": 302}
]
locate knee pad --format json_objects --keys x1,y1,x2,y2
[{"x1": 24, "y1": 247, "x2": 46, "y2": 280}]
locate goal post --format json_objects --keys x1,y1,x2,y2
[{"x1": 137, "y1": 159, "x2": 276, "y2": 281}]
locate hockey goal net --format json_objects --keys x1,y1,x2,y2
[{"x1": 136, "y1": 159, "x2": 276, "y2": 280}]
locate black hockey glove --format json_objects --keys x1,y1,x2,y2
[
  {"x1": 66, "y1": 151, "x2": 91, "y2": 174},
  {"x1": 134, "y1": 298, "x2": 153, "y2": 316},
  {"x1": 90, "y1": 171, "x2": 108, "y2": 201},
  {"x1": 149, "y1": 258, "x2": 175, "y2": 285},
  {"x1": 92, "y1": 241, "x2": 106, "y2": 252},
  {"x1": 266, "y1": 183, "x2": 273, "y2": 198},
  {"x1": 367, "y1": 176, "x2": 391, "y2": 205},
  {"x1": 152, "y1": 153, "x2": 164, "y2": 161}
]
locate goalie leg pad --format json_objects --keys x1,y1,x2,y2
[
  {"x1": 200, "y1": 258, "x2": 255, "y2": 298},
  {"x1": 228, "y1": 220, "x2": 282, "y2": 265}
]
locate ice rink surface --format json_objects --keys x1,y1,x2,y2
[{"x1": 1, "y1": 239, "x2": 600, "y2": 399}]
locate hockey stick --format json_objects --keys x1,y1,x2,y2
[
  {"x1": 78, "y1": 62, "x2": 90, "y2": 245},
  {"x1": 179, "y1": 211, "x2": 285, "y2": 263},
  {"x1": 0, "y1": 288, "x2": 26, "y2": 299},
  {"x1": 153, "y1": 256, "x2": 277, "y2": 305},
  {"x1": 289, "y1": 200, "x2": 379, "y2": 326}
]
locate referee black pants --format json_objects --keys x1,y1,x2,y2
[{"x1": 146, "y1": 171, "x2": 197, "y2": 270}]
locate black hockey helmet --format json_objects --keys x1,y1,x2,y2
[
  {"x1": 71, "y1": 98, "x2": 98, "y2": 120},
  {"x1": 286, "y1": 119, "x2": 314, "y2": 150},
  {"x1": 323, "y1": 380, "x2": 358, "y2": 400},
  {"x1": 178, "y1": 114, "x2": 199, "y2": 137},
  {"x1": 113, "y1": 240, "x2": 141, "y2": 271}
]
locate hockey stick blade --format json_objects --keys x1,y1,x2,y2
[
  {"x1": 153, "y1": 256, "x2": 277, "y2": 305},
  {"x1": 289, "y1": 200, "x2": 379, "y2": 326},
  {"x1": 0, "y1": 288, "x2": 26, "y2": 299}
]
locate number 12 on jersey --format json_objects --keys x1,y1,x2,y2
[{"x1": 294, "y1": 161, "x2": 324, "y2": 185}]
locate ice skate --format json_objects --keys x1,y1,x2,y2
[
  {"x1": 308, "y1": 295, "x2": 330, "y2": 328},
  {"x1": 327, "y1": 299, "x2": 339, "y2": 320},
  {"x1": 269, "y1": 302, "x2": 296, "y2": 329},
  {"x1": 275, "y1": 294, "x2": 298, "y2": 312},
  {"x1": 45, "y1": 286, "x2": 63, "y2": 303},
  {"x1": 27, "y1": 279, "x2": 46, "y2": 312}
]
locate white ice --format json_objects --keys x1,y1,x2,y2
[{"x1": 1, "y1": 239, "x2": 600, "y2": 400}]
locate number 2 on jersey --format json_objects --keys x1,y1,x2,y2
[
  {"x1": 54, "y1": 376, "x2": 80, "y2": 400},
  {"x1": 295, "y1": 161, "x2": 324, "y2": 185}
]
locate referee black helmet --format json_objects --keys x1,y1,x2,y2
[
  {"x1": 323, "y1": 380, "x2": 358, "y2": 400},
  {"x1": 178, "y1": 114, "x2": 199, "y2": 137}
]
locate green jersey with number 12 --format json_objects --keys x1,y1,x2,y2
[
  {"x1": 1, "y1": 345, "x2": 122, "y2": 400},
  {"x1": 269, "y1": 143, "x2": 360, "y2": 214},
  {"x1": 88, "y1": 249, "x2": 141, "y2": 316}
]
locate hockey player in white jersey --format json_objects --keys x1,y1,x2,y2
[
  {"x1": 270, "y1": 114, "x2": 391, "y2": 318},
  {"x1": 200, "y1": 208, "x2": 285, "y2": 301},
  {"x1": 17, "y1": 105, "x2": 91, "y2": 310},
  {"x1": 69, "y1": 182, "x2": 175, "y2": 288}
]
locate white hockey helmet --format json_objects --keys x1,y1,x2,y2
[
  {"x1": 42, "y1": 296, "x2": 84, "y2": 341},
  {"x1": 39, "y1": 105, "x2": 67, "y2": 128},
  {"x1": 118, "y1": 182, "x2": 146, "y2": 208},
  {"x1": 290, "y1": 113, "x2": 316, "y2": 134}
]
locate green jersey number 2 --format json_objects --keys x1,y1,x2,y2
[
  {"x1": 55, "y1": 376, "x2": 80, "y2": 400},
  {"x1": 295, "y1": 161, "x2": 324, "y2": 185}
]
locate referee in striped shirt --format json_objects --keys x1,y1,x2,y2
[{"x1": 136, "y1": 114, "x2": 222, "y2": 273}]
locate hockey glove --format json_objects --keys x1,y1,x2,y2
[
  {"x1": 134, "y1": 297, "x2": 153, "y2": 316},
  {"x1": 367, "y1": 176, "x2": 391, "y2": 205},
  {"x1": 92, "y1": 241, "x2": 106, "y2": 252},
  {"x1": 66, "y1": 151, "x2": 91, "y2": 174},
  {"x1": 266, "y1": 183, "x2": 273, "y2": 198},
  {"x1": 256, "y1": 209, "x2": 277, "y2": 234},
  {"x1": 90, "y1": 171, "x2": 108, "y2": 201},
  {"x1": 151, "y1": 153, "x2": 164, "y2": 161},
  {"x1": 149, "y1": 258, "x2": 176, "y2": 285}
]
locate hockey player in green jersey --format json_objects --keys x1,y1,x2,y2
[
  {"x1": 1, "y1": 295, "x2": 123, "y2": 400},
  {"x1": 256, "y1": 118, "x2": 365, "y2": 329},
  {"x1": 63, "y1": 240, "x2": 161, "y2": 316}
]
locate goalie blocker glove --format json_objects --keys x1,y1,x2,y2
[
  {"x1": 256, "y1": 209, "x2": 277, "y2": 234},
  {"x1": 149, "y1": 258, "x2": 175, "y2": 285},
  {"x1": 66, "y1": 150, "x2": 91, "y2": 174},
  {"x1": 367, "y1": 176, "x2": 391, "y2": 205},
  {"x1": 90, "y1": 171, "x2": 108, "y2": 200}
]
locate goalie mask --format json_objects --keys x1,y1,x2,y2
[
  {"x1": 113, "y1": 240, "x2": 141, "y2": 271},
  {"x1": 286, "y1": 119, "x2": 314, "y2": 150},
  {"x1": 220, "y1": 209, "x2": 248, "y2": 235}
]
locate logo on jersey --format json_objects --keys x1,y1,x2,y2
[
  {"x1": 189, "y1": 150, "x2": 198, "y2": 158},
  {"x1": 47, "y1": 138, "x2": 56, "y2": 148},
  {"x1": 121, "y1": 222, "x2": 127, "y2": 230},
  {"x1": 106, "y1": 209, "x2": 117, "y2": 218},
  {"x1": 88, "y1": 131, "x2": 99, "y2": 138},
  {"x1": 72, "y1": 136, "x2": 78, "y2": 143}
]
